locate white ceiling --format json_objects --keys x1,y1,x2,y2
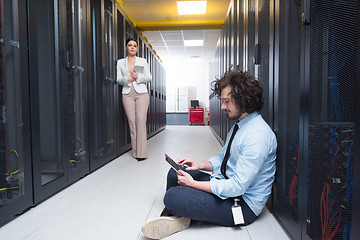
[
  {"x1": 141, "y1": 29, "x2": 221, "y2": 63},
  {"x1": 120, "y1": 0, "x2": 231, "y2": 64}
]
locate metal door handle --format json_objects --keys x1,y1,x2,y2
[{"x1": 0, "y1": 38, "x2": 19, "y2": 48}]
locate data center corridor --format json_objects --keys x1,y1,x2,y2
[{"x1": 0, "y1": 126, "x2": 290, "y2": 240}]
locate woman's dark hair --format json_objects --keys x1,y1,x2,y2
[
  {"x1": 211, "y1": 68, "x2": 264, "y2": 113},
  {"x1": 126, "y1": 38, "x2": 138, "y2": 46}
]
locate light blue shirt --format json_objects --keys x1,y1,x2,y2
[{"x1": 208, "y1": 112, "x2": 277, "y2": 216}]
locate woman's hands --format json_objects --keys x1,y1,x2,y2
[
  {"x1": 131, "y1": 69, "x2": 138, "y2": 80},
  {"x1": 127, "y1": 70, "x2": 138, "y2": 83}
]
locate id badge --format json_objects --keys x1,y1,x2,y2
[{"x1": 232, "y1": 198, "x2": 245, "y2": 225}]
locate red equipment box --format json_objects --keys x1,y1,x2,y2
[{"x1": 189, "y1": 108, "x2": 204, "y2": 125}]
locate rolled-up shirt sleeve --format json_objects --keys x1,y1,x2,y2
[{"x1": 208, "y1": 153, "x2": 224, "y2": 174}]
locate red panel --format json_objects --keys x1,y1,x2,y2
[{"x1": 189, "y1": 108, "x2": 204, "y2": 125}]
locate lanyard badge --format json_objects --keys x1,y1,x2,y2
[{"x1": 232, "y1": 198, "x2": 245, "y2": 225}]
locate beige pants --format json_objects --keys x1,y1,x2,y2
[{"x1": 122, "y1": 85, "x2": 149, "y2": 158}]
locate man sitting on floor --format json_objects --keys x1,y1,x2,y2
[{"x1": 141, "y1": 68, "x2": 277, "y2": 239}]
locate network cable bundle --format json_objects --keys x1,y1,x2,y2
[
  {"x1": 306, "y1": 1, "x2": 356, "y2": 239},
  {"x1": 308, "y1": 123, "x2": 354, "y2": 239},
  {"x1": 0, "y1": 150, "x2": 22, "y2": 206}
]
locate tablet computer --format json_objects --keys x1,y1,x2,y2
[
  {"x1": 165, "y1": 154, "x2": 182, "y2": 174},
  {"x1": 133, "y1": 65, "x2": 144, "y2": 73}
]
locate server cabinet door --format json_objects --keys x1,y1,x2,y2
[
  {"x1": 254, "y1": 0, "x2": 271, "y2": 126},
  {"x1": 103, "y1": 0, "x2": 116, "y2": 156},
  {"x1": 123, "y1": 20, "x2": 133, "y2": 143},
  {"x1": 235, "y1": 0, "x2": 245, "y2": 70},
  {"x1": 146, "y1": 48, "x2": 151, "y2": 135},
  {"x1": 246, "y1": 0, "x2": 255, "y2": 76},
  {"x1": 114, "y1": 6, "x2": 130, "y2": 154},
  {"x1": 305, "y1": 1, "x2": 357, "y2": 239},
  {"x1": 89, "y1": 0, "x2": 116, "y2": 171},
  {"x1": 28, "y1": 0, "x2": 68, "y2": 203},
  {"x1": 155, "y1": 60, "x2": 159, "y2": 131},
  {"x1": 138, "y1": 38, "x2": 143, "y2": 58},
  {"x1": 272, "y1": 0, "x2": 302, "y2": 239},
  {"x1": 0, "y1": 0, "x2": 32, "y2": 224},
  {"x1": 65, "y1": 0, "x2": 90, "y2": 183},
  {"x1": 150, "y1": 55, "x2": 155, "y2": 134}
]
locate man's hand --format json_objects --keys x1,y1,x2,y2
[
  {"x1": 177, "y1": 170, "x2": 213, "y2": 194},
  {"x1": 177, "y1": 158, "x2": 199, "y2": 171},
  {"x1": 177, "y1": 170, "x2": 194, "y2": 187},
  {"x1": 178, "y1": 158, "x2": 213, "y2": 172}
]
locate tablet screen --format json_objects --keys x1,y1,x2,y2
[{"x1": 165, "y1": 154, "x2": 182, "y2": 173}]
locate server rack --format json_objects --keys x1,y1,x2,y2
[
  {"x1": 28, "y1": 0, "x2": 69, "y2": 203},
  {"x1": 123, "y1": 19, "x2": 133, "y2": 146},
  {"x1": 209, "y1": 0, "x2": 359, "y2": 239},
  {"x1": 353, "y1": 3, "x2": 360, "y2": 238},
  {"x1": 254, "y1": 0, "x2": 271, "y2": 125},
  {"x1": 27, "y1": 0, "x2": 91, "y2": 203},
  {"x1": 246, "y1": 0, "x2": 255, "y2": 77},
  {"x1": 138, "y1": 37, "x2": 143, "y2": 58},
  {"x1": 236, "y1": 0, "x2": 245, "y2": 70},
  {"x1": 209, "y1": 2, "x2": 238, "y2": 145},
  {"x1": 209, "y1": 46, "x2": 222, "y2": 144},
  {"x1": 0, "y1": 0, "x2": 166, "y2": 226},
  {"x1": 88, "y1": 0, "x2": 118, "y2": 171},
  {"x1": 114, "y1": 3, "x2": 131, "y2": 156},
  {"x1": 272, "y1": 0, "x2": 303, "y2": 239},
  {"x1": 149, "y1": 54, "x2": 155, "y2": 134},
  {"x1": 0, "y1": 0, "x2": 33, "y2": 224},
  {"x1": 305, "y1": 1, "x2": 356, "y2": 239},
  {"x1": 65, "y1": 0, "x2": 90, "y2": 184},
  {"x1": 146, "y1": 47, "x2": 151, "y2": 135},
  {"x1": 155, "y1": 60, "x2": 160, "y2": 131}
]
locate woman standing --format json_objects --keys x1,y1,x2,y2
[{"x1": 117, "y1": 38, "x2": 152, "y2": 161}]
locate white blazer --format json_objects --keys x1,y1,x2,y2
[{"x1": 116, "y1": 57, "x2": 152, "y2": 94}]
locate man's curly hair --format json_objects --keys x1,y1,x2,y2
[{"x1": 211, "y1": 68, "x2": 264, "y2": 113}]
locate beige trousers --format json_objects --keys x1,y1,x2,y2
[{"x1": 122, "y1": 85, "x2": 149, "y2": 158}]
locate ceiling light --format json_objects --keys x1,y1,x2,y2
[
  {"x1": 184, "y1": 40, "x2": 203, "y2": 47},
  {"x1": 188, "y1": 56, "x2": 202, "y2": 62},
  {"x1": 177, "y1": 1, "x2": 207, "y2": 15}
]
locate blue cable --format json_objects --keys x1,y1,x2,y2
[
  {"x1": 322, "y1": 9, "x2": 355, "y2": 240},
  {"x1": 342, "y1": 141, "x2": 353, "y2": 240},
  {"x1": 328, "y1": 18, "x2": 355, "y2": 122}
]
